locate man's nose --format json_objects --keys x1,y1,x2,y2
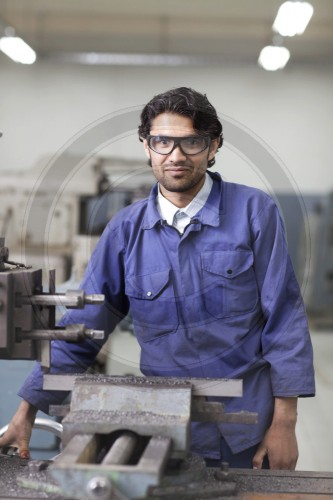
[{"x1": 168, "y1": 143, "x2": 187, "y2": 161}]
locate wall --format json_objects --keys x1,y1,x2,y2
[{"x1": 1, "y1": 58, "x2": 332, "y2": 196}]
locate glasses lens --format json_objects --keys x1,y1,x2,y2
[
  {"x1": 148, "y1": 136, "x2": 209, "y2": 155},
  {"x1": 149, "y1": 136, "x2": 174, "y2": 154},
  {"x1": 180, "y1": 136, "x2": 208, "y2": 154}
]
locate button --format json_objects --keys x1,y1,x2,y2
[
  {"x1": 227, "y1": 269, "x2": 233, "y2": 275},
  {"x1": 147, "y1": 291, "x2": 152, "y2": 297}
]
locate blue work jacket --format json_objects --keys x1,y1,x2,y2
[{"x1": 19, "y1": 172, "x2": 315, "y2": 457}]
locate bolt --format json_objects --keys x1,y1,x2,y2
[
  {"x1": 221, "y1": 461, "x2": 229, "y2": 473},
  {"x1": 28, "y1": 459, "x2": 49, "y2": 472},
  {"x1": 214, "y1": 460, "x2": 232, "y2": 482},
  {"x1": 86, "y1": 476, "x2": 113, "y2": 499}
]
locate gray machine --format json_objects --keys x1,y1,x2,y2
[
  {"x1": 277, "y1": 192, "x2": 333, "y2": 324},
  {"x1": 300, "y1": 192, "x2": 333, "y2": 319},
  {"x1": 0, "y1": 237, "x2": 104, "y2": 367}
]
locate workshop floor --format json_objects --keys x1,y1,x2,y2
[{"x1": 296, "y1": 329, "x2": 333, "y2": 471}]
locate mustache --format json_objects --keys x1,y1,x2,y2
[
  {"x1": 163, "y1": 164, "x2": 192, "y2": 170},
  {"x1": 147, "y1": 159, "x2": 192, "y2": 168}
]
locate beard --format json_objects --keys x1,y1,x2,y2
[
  {"x1": 152, "y1": 165, "x2": 207, "y2": 202},
  {"x1": 149, "y1": 149, "x2": 209, "y2": 198},
  {"x1": 158, "y1": 174, "x2": 203, "y2": 193}
]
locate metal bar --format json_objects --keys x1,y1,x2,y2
[
  {"x1": 1, "y1": 418, "x2": 62, "y2": 439},
  {"x1": 138, "y1": 436, "x2": 171, "y2": 473},
  {"x1": 19, "y1": 294, "x2": 81, "y2": 307},
  {"x1": 54, "y1": 433, "x2": 97, "y2": 465},
  {"x1": 102, "y1": 432, "x2": 138, "y2": 466},
  {"x1": 18, "y1": 293, "x2": 104, "y2": 308},
  {"x1": 220, "y1": 411, "x2": 258, "y2": 424},
  {"x1": 48, "y1": 269, "x2": 56, "y2": 329},
  {"x1": 191, "y1": 398, "x2": 258, "y2": 424},
  {"x1": 191, "y1": 398, "x2": 226, "y2": 423},
  {"x1": 84, "y1": 294, "x2": 105, "y2": 305},
  {"x1": 18, "y1": 327, "x2": 104, "y2": 341},
  {"x1": 190, "y1": 378, "x2": 242, "y2": 397},
  {"x1": 220, "y1": 468, "x2": 333, "y2": 495},
  {"x1": 43, "y1": 375, "x2": 242, "y2": 397},
  {"x1": 40, "y1": 339, "x2": 51, "y2": 369},
  {"x1": 44, "y1": 374, "x2": 77, "y2": 391}
]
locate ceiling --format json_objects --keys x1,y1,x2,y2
[{"x1": 0, "y1": 0, "x2": 333, "y2": 67}]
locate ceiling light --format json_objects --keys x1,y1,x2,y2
[
  {"x1": 0, "y1": 36, "x2": 36, "y2": 64},
  {"x1": 258, "y1": 45, "x2": 290, "y2": 71},
  {"x1": 273, "y1": 1, "x2": 314, "y2": 37},
  {"x1": 47, "y1": 52, "x2": 237, "y2": 66}
]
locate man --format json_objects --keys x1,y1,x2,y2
[{"x1": 0, "y1": 87, "x2": 315, "y2": 468}]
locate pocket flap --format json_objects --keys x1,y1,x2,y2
[
  {"x1": 125, "y1": 269, "x2": 170, "y2": 299},
  {"x1": 202, "y1": 250, "x2": 254, "y2": 278}
]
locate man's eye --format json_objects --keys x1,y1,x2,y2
[
  {"x1": 155, "y1": 137, "x2": 172, "y2": 146},
  {"x1": 184, "y1": 137, "x2": 202, "y2": 146}
]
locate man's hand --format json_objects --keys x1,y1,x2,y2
[
  {"x1": 0, "y1": 400, "x2": 37, "y2": 459},
  {"x1": 252, "y1": 397, "x2": 298, "y2": 470}
]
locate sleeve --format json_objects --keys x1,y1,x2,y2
[
  {"x1": 251, "y1": 197, "x2": 315, "y2": 398},
  {"x1": 18, "y1": 223, "x2": 130, "y2": 413}
]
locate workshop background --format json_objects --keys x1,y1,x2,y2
[{"x1": 0, "y1": 0, "x2": 332, "y2": 471}]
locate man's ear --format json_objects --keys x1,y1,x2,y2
[
  {"x1": 142, "y1": 139, "x2": 151, "y2": 159},
  {"x1": 208, "y1": 137, "x2": 220, "y2": 162}
]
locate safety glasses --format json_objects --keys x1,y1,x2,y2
[{"x1": 147, "y1": 135, "x2": 211, "y2": 156}]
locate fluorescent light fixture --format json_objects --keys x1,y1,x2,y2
[
  {"x1": 258, "y1": 45, "x2": 290, "y2": 71},
  {"x1": 0, "y1": 36, "x2": 36, "y2": 64},
  {"x1": 49, "y1": 52, "x2": 220, "y2": 66},
  {"x1": 273, "y1": 1, "x2": 314, "y2": 36}
]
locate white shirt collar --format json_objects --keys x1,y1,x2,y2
[{"x1": 156, "y1": 173, "x2": 213, "y2": 229}]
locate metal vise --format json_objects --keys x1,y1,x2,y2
[{"x1": 44, "y1": 375, "x2": 257, "y2": 499}]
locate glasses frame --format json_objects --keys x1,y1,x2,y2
[{"x1": 146, "y1": 135, "x2": 211, "y2": 156}]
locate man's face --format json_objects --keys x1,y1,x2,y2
[{"x1": 143, "y1": 112, "x2": 219, "y2": 204}]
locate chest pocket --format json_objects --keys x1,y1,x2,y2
[
  {"x1": 125, "y1": 269, "x2": 178, "y2": 342},
  {"x1": 201, "y1": 250, "x2": 258, "y2": 319}
]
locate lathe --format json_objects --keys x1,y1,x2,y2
[{"x1": 1, "y1": 238, "x2": 332, "y2": 499}]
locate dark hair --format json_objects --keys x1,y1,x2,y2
[{"x1": 138, "y1": 87, "x2": 223, "y2": 167}]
